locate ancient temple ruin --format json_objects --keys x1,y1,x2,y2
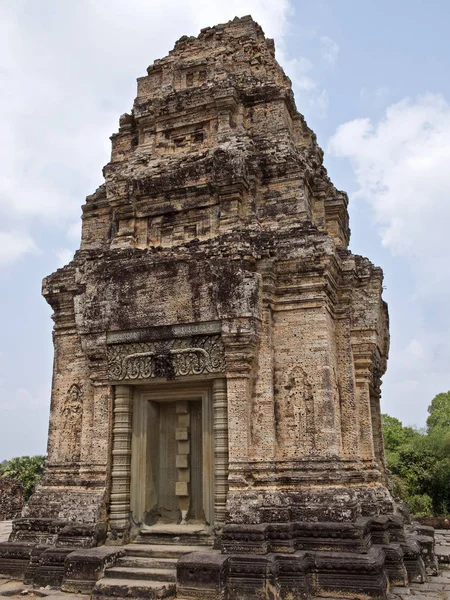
[{"x1": 0, "y1": 15, "x2": 437, "y2": 600}]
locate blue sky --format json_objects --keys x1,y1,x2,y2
[{"x1": 1, "y1": 0, "x2": 449, "y2": 460}]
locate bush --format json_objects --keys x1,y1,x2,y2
[
  {"x1": 0, "y1": 455, "x2": 46, "y2": 501},
  {"x1": 407, "y1": 494, "x2": 434, "y2": 517}
]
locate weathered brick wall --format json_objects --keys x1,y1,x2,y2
[{"x1": 0, "y1": 477, "x2": 24, "y2": 520}]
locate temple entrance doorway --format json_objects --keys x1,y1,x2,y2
[
  {"x1": 154, "y1": 400, "x2": 203, "y2": 523},
  {"x1": 130, "y1": 384, "x2": 215, "y2": 529}
]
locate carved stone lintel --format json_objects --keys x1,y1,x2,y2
[{"x1": 107, "y1": 335, "x2": 226, "y2": 381}]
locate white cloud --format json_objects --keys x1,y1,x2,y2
[
  {"x1": 280, "y1": 52, "x2": 329, "y2": 118},
  {"x1": 329, "y1": 93, "x2": 450, "y2": 425},
  {"x1": 328, "y1": 93, "x2": 450, "y2": 285},
  {"x1": 284, "y1": 56, "x2": 316, "y2": 91},
  {"x1": 320, "y1": 35, "x2": 339, "y2": 66},
  {"x1": 0, "y1": 231, "x2": 36, "y2": 267}
]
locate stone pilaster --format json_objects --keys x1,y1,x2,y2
[
  {"x1": 213, "y1": 378, "x2": 228, "y2": 527},
  {"x1": 108, "y1": 385, "x2": 133, "y2": 543}
]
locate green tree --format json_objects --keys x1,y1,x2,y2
[
  {"x1": 1, "y1": 456, "x2": 46, "y2": 500},
  {"x1": 424, "y1": 427, "x2": 450, "y2": 515},
  {"x1": 427, "y1": 391, "x2": 450, "y2": 431},
  {"x1": 382, "y1": 414, "x2": 417, "y2": 452},
  {"x1": 382, "y1": 406, "x2": 450, "y2": 517}
]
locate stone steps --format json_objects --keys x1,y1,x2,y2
[
  {"x1": 105, "y1": 566, "x2": 177, "y2": 582},
  {"x1": 93, "y1": 577, "x2": 176, "y2": 599},
  {"x1": 117, "y1": 556, "x2": 178, "y2": 570},
  {"x1": 93, "y1": 526, "x2": 214, "y2": 599},
  {"x1": 135, "y1": 531, "x2": 213, "y2": 547},
  {"x1": 125, "y1": 543, "x2": 204, "y2": 559}
]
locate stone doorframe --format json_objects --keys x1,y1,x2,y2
[
  {"x1": 130, "y1": 384, "x2": 215, "y2": 527},
  {"x1": 109, "y1": 379, "x2": 228, "y2": 541}
]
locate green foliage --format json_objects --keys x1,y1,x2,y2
[
  {"x1": 407, "y1": 494, "x2": 434, "y2": 517},
  {"x1": 0, "y1": 455, "x2": 46, "y2": 500},
  {"x1": 382, "y1": 413, "x2": 417, "y2": 456},
  {"x1": 427, "y1": 391, "x2": 450, "y2": 431},
  {"x1": 382, "y1": 405, "x2": 450, "y2": 517}
]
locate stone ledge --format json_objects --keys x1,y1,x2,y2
[
  {"x1": 61, "y1": 547, "x2": 126, "y2": 594},
  {"x1": 176, "y1": 551, "x2": 228, "y2": 600}
]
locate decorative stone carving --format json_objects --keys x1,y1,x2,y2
[
  {"x1": 107, "y1": 335, "x2": 226, "y2": 381},
  {"x1": 213, "y1": 379, "x2": 228, "y2": 528},
  {"x1": 276, "y1": 366, "x2": 315, "y2": 456},
  {"x1": 60, "y1": 384, "x2": 83, "y2": 462},
  {"x1": 109, "y1": 385, "x2": 133, "y2": 543}
]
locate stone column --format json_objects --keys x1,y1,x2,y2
[
  {"x1": 213, "y1": 378, "x2": 228, "y2": 527},
  {"x1": 109, "y1": 385, "x2": 133, "y2": 542}
]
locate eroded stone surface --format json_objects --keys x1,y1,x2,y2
[
  {"x1": 0, "y1": 523, "x2": 12, "y2": 544},
  {"x1": 0, "y1": 577, "x2": 89, "y2": 600},
  {"x1": 0, "y1": 480, "x2": 23, "y2": 522}
]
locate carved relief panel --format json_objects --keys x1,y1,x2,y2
[
  {"x1": 60, "y1": 383, "x2": 83, "y2": 462},
  {"x1": 276, "y1": 366, "x2": 315, "y2": 456}
]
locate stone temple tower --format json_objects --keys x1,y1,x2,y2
[{"x1": 0, "y1": 15, "x2": 437, "y2": 600}]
